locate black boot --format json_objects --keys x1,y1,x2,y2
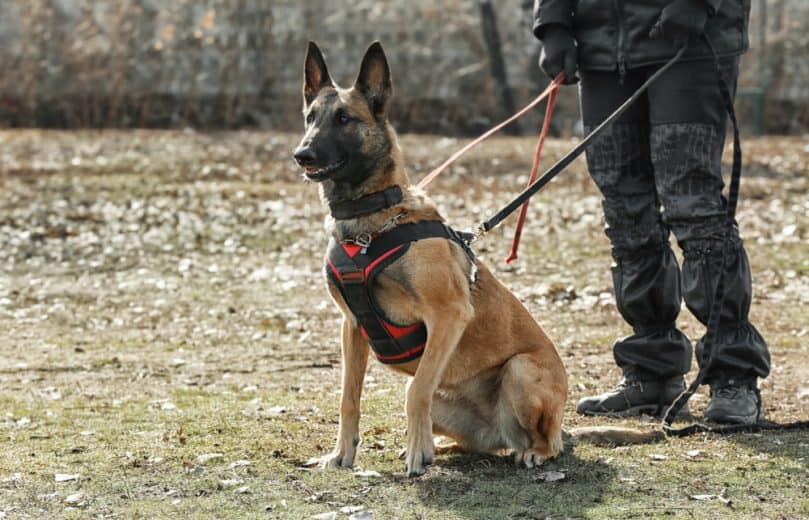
[
  {"x1": 577, "y1": 376, "x2": 687, "y2": 417},
  {"x1": 704, "y1": 378, "x2": 763, "y2": 424}
]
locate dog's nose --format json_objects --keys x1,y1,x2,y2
[{"x1": 293, "y1": 147, "x2": 316, "y2": 167}]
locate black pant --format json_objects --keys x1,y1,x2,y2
[{"x1": 579, "y1": 57, "x2": 770, "y2": 385}]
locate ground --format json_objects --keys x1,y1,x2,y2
[{"x1": 0, "y1": 130, "x2": 807, "y2": 519}]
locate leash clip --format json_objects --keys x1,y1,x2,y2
[{"x1": 471, "y1": 225, "x2": 487, "y2": 244}]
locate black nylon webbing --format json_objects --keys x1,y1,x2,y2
[
  {"x1": 661, "y1": 36, "x2": 744, "y2": 433},
  {"x1": 328, "y1": 244, "x2": 401, "y2": 353},
  {"x1": 328, "y1": 185, "x2": 403, "y2": 220},
  {"x1": 326, "y1": 220, "x2": 475, "y2": 364}
]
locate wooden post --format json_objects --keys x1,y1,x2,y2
[{"x1": 479, "y1": 0, "x2": 520, "y2": 134}]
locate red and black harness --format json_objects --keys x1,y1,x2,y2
[{"x1": 326, "y1": 218, "x2": 475, "y2": 365}]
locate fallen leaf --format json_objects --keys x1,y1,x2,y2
[
  {"x1": 1, "y1": 473, "x2": 22, "y2": 483},
  {"x1": 535, "y1": 470, "x2": 566, "y2": 482},
  {"x1": 63, "y1": 492, "x2": 89, "y2": 507},
  {"x1": 54, "y1": 473, "x2": 80, "y2": 482},
  {"x1": 301, "y1": 456, "x2": 321, "y2": 468},
  {"x1": 195, "y1": 453, "x2": 224, "y2": 465},
  {"x1": 353, "y1": 470, "x2": 381, "y2": 478},
  {"x1": 217, "y1": 478, "x2": 244, "y2": 489},
  {"x1": 268, "y1": 405, "x2": 287, "y2": 416}
]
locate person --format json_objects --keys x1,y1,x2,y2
[{"x1": 531, "y1": 0, "x2": 770, "y2": 424}]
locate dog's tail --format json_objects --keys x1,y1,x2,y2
[{"x1": 564, "y1": 426, "x2": 664, "y2": 447}]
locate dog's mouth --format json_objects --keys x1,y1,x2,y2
[{"x1": 303, "y1": 159, "x2": 346, "y2": 181}]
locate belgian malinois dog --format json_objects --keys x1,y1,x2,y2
[{"x1": 294, "y1": 41, "x2": 660, "y2": 477}]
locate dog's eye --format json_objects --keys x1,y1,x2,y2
[
  {"x1": 306, "y1": 113, "x2": 315, "y2": 125},
  {"x1": 336, "y1": 112, "x2": 350, "y2": 125}
]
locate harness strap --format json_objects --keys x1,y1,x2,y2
[
  {"x1": 328, "y1": 243, "x2": 411, "y2": 356},
  {"x1": 327, "y1": 220, "x2": 476, "y2": 364},
  {"x1": 328, "y1": 185, "x2": 404, "y2": 220},
  {"x1": 376, "y1": 221, "x2": 477, "y2": 268}
]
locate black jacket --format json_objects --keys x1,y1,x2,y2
[{"x1": 533, "y1": 0, "x2": 750, "y2": 71}]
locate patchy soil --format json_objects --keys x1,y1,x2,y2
[{"x1": 0, "y1": 129, "x2": 807, "y2": 519}]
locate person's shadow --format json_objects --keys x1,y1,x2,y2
[
  {"x1": 411, "y1": 448, "x2": 616, "y2": 519},
  {"x1": 726, "y1": 423, "x2": 808, "y2": 467}
]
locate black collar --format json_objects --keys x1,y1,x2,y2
[{"x1": 328, "y1": 185, "x2": 404, "y2": 220}]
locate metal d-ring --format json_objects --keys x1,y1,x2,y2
[{"x1": 354, "y1": 232, "x2": 372, "y2": 249}]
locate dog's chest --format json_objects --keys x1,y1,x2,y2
[{"x1": 326, "y1": 234, "x2": 427, "y2": 365}]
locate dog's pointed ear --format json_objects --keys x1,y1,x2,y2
[
  {"x1": 303, "y1": 41, "x2": 334, "y2": 106},
  {"x1": 354, "y1": 41, "x2": 392, "y2": 117}
]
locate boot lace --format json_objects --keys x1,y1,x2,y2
[
  {"x1": 615, "y1": 378, "x2": 644, "y2": 393},
  {"x1": 713, "y1": 386, "x2": 742, "y2": 399}
]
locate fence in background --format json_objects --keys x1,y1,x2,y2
[{"x1": 0, "y1": 0, "x2": 806, "y2": 134}]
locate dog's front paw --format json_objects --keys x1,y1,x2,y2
[
  {"x1": 404, "y1": 426, "x2": 434, "y2": 477},
  {"x1": 321, "y1": 438, "x2": 359, "y2": 469},
  {"x1": 321, "y1": 449, "x2": 355, "y2": 469},
  {"x1": 514, "y1": 448, "x2": 546, "y2": 469}
]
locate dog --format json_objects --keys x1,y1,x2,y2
[{"x1": 294, "y1": 41, "x2": 661, "y2": 477}]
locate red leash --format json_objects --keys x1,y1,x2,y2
[
  {"x1": 417, "y1": 73, "x2": 563, "y2": 262},
  {"x1": 505, "y1": 85, "x2": 558, "y2": 263},
  {"x1": 416, "y1": 74, "x2": 563, "y2": 191}
]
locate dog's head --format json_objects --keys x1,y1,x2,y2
[{"x1": 293, "y1": 41, "x2": 395, "y2": 187}]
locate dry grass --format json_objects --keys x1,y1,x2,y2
[{"x1": 0, "y1": 130, "x2": 807, "y2": 519}]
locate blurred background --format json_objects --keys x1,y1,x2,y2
[{"x1": 1, "y1": 0, "x2": 807, "y2": 135}]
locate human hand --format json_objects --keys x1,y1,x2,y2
[
  {"x1": 649, "y1": 0, "x2": 710, "y2": 46},
  {"x1": 538, "y1": 24, "x2": 578, "y2": 84}
]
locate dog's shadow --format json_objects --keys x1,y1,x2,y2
[{"x1": 410, "y1": 449, "x2": 616, "y2": 519}]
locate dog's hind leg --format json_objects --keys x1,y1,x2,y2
[
  {"x1": 497, "y1": 353, "x2": 567, "y2": 468},
  {"x1": 430, "y1": 390, "x2": 505, "y2": 454}
]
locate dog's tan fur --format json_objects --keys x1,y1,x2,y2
[{"x1": 297, "y1": 42, "x2": 660, "y2": 476}]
